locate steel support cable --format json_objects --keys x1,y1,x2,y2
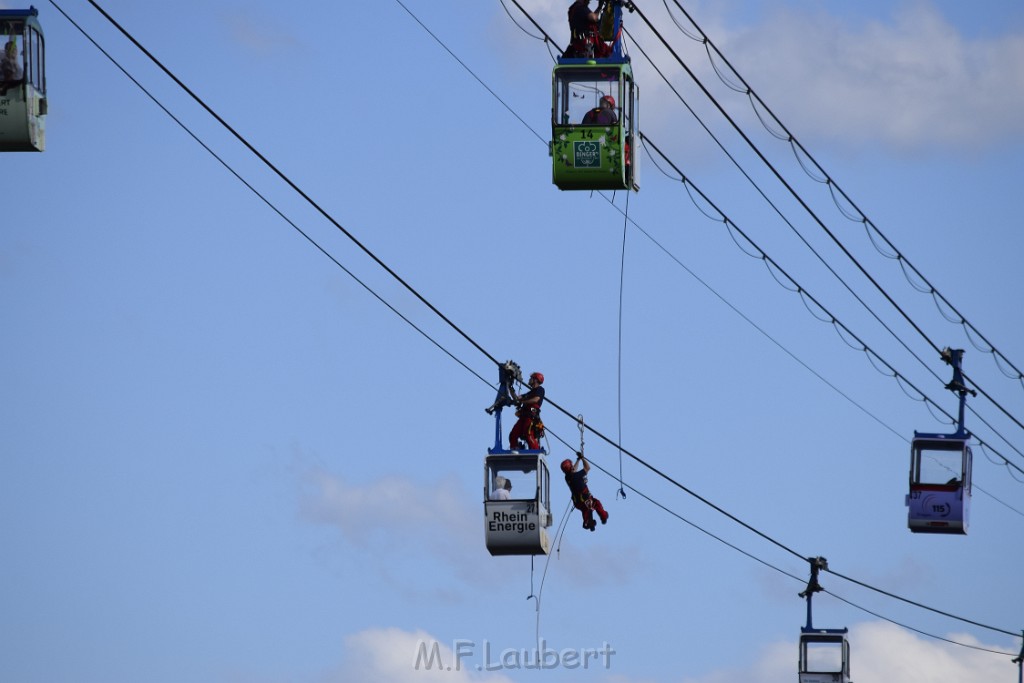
[
  {"x1": 72, "y1": 0, "x2": 1021, "y2": 649},
  {"x1": 622, "y1": 27, "x2": 955, "y2": 406},
  {"x1": 48, "y1": 0, "x2": 495, "y2": 399},
  {"x1": 404, "y1": 0, "x2": 1024, "y2": 478},
  {"x1": 582, "y1": 455, "x2": 1020, "y2": 657},
  {"x1": 495, "y1": 1, "x2": 1024, "y2": 471},
  {"x1": 72, "y1": 0, "x2": 799, "y2": 574},
  {"x1": 499, "y1": 2, "x2": 1016, "y2": 466},
  {"x1": 627, "y1": 5, "x2": 954, "y2": 386},
  {"x1": 543, "y1": 410, "x2": 1021, "y2": 642},
  {"x1": 639, "y1": 134, "x2": 1024, "y2": 478},
  {"x1": 552, "y1": 402, "x2": 1021, "y2": 651},
  {"x1": 81, "y1": 0, "x2": 503, "y2": 374},
  {"x1": 407, "y1": 0, "x2": 1024, "y2": 645},
  {"x1": 826, "y1": 568, "x2": 1020, "y2": 639},
  {"x1": 495, "y1": 1, "x2": 991, "y2": 464},
  {"x1": 662, "y1": 0, "x2": 1024, "y2": 395},
  {"x1": 821, "y1": 589, "x2": 1019, "y2": 657},
  {"x1": 396, "y1": 0, "x2": 547, "y2": 145}
]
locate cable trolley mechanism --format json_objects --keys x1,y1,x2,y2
[
  {"x1": 482, "y1": 361, "x2": 552, "y2": 556},
  {"x1": 906, "y1": 348, "x2": 976, "y2": 535},
  {"x1": 798, "y1": 557, "x2": 852, "y2": 683}
]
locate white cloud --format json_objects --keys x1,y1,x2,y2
[
  {"x1": 298, "y1": 467, "x2": 487, "y2": 589},
  {"x1": 299, "y1": 466, "x2": 643, "y2": 594},
  {"x1": 499, "y1": 1, "x2": 1024, "y2": 151},
  {"x1": 708, "y1": 2, "x2": 1024, "y2": 151},
  {"x1": 679, "y1": 620, "x2": 1015, "y2": 683},
  {"x1": 220, "y1": 9, "x2": 300, "y2": 55}
]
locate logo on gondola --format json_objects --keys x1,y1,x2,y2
[
  {"x1": 921, "y1": 494, "x2": 950, "y2": 517},
  {"x1": 573, "y1": 140, "x2": 601, "y2": 168}
]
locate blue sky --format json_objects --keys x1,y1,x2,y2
[{"x1": 2, "y1": 1, "x2": 1023, "y2": 681}]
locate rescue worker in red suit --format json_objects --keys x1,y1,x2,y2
[
  {"x1": 561, "y1": 454, "x2": 609, "y2": 531},
  {"x1": 509, "y1": 372, "x2": 545, "y2": 451},
  {"x1": 582, "y1": 95, "x2": 618, "y2": 125},
  {"x1": 563, "y1": 0, "x2": 612, "y2": 59}
]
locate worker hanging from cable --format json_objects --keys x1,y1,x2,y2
[
  {"x1": 509, "y1": 371, "x2": 545, "y2": 451},
  {"x1": 561, "y1": 452, "x2": 609, "y2": 532}
]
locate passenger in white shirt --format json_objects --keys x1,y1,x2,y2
[{"x1": 490, "y1": 476, "x2": 512, "y2": 500}]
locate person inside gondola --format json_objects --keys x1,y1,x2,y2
[
  {"x1": 582, "y1": 95, "x2": 618, "y2": 125},
  {"x1": 1, "y1": 39, "x2": 23, "y2": 93},
  {"x1": 561, "y1": 454, "x2": 608, "y2": 531},
  {"x1": 490, "y1": 476, "x2": 513, "y2": 500},
  {"x1": 509, "y1": 372, "x2": 545, "y2": 451},
  {"x1": 563, "y1": 0, "x2": 612, "y2": 59}
]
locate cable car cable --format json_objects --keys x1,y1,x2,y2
[
  {"x1": 823, "y1": 588, "x2": 1018, "y2": 657},
  {"x1": 50, "y1": 0, "x2": 502, "y2": 422},
  {"x1": 573, "y1": 444, "x2": 1019, "y2": 655},
  {"x1": 497, "y1": 0, "x2": 546, "y2": 42},
  {"x1": 826, "y1": 567, "x2": 1020, "y2": 639},
  {"x1": 75, "y1": 0, "x2": 506, "y2": 377},
  {"x1": 394, "y1": 0, "x2": 547, "y2": 145},
  {"x1": 66, "y1": 0, "x2": 1023, "y2": 655},
  {"x1": 496, "y1": 0, "x2": 1024, "y2": 471},
  {"x1": 637, "y1": 133, "x2": 1024, "y2": 477},
  {"x1": 624, "y1": 3, "x2": 1024, "y2": 438},
  {"x1": 621, "y1": 27, "x2": 956, "y2": 410},
  {"x1": 660, "y1": 0, "x2": 1024, "y2": 399}
]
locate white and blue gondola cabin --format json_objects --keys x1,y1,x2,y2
[
  {"x1": 0, "y1": 6, "x2": 45, "y2": 152},
  {"x1": 483, "y1": 452, "x2": 552, "y2": 556},
  {"x1": 798, "y1": 627, "x2": 851, "y2": 683},
  {"x1": 906, "y1": 431, "x2": 972, "y2": 534}
]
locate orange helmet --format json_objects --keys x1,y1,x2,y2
[
  {"x1": 530, "y1": 372, "x2": 544, "y2": 385},
  {"x1": 561, "y1": 459, "x2": 573, "y2": 473}
]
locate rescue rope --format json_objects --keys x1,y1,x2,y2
[
  {"x1": 615, "y1": 191, "x2": 630, "y2": 499},
  {"x1": 530, "y1": 500, "x2": 575, "y2": 650}
]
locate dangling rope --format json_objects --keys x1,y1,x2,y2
[
  {"x1": 615, "y1": 191, "x2": 630, "y2": 499},
  {"x1": 529, "y1": 500, "x2": 575, "y2": 649}
]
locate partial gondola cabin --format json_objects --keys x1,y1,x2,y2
[
  {"x1": 798, "y1": 628, "x2": 852, "y2": 683},
  {"x1": 0, "y1": 6, "x2": 45, "y2": 152}
]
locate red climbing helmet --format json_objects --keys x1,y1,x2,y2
[
  {"x1": 561, "y1": 458, "x2": 573, "y2": 473},
  {"x1": 601, "y1": 95, "x2": 615, "y2": 108},
  {"x1": 530, "y1": 372, "x2": 544, "y2": 385}
]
